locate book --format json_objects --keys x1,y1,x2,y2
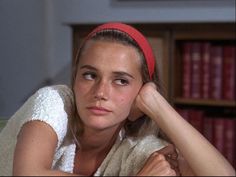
[
  {"x1": 201, "y1": 42, "x2": 211, "y2": 99},
  {"x1": 175, "y1": 107, "x2": 190, "y2": 122},
  {"x1": 224, "y1": 118, "x2": 235, "y2": 167},
  {"x1": 182, "y1": 42, "x2": 192, "y2": 98},
  {"x1": 191, "y1": 42, "x2": 202, "y2": 98},
  {"x1": 213, "y1": 118, "x2": 225, "y2": 154},
  {"x1": 203, "y1": 116, "x2": 214, "y2": 143},
  {"x1": 189, "y1": 109, "x2": 204, "y2": 134},
  {"x1": 222, "y1": 46, "x2": 236, "y2": 101},
  {"x1": 210, "y1": 46, "x2": 223, "y2": 100}
]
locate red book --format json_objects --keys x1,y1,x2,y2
[
  {"x1": 176, "y1": 108, "x2": 190, "y2": 122},
  {"x1": 213, "y1": 118, "x2": 225, "y2": 154},
  {"x1": 235, "y1": 119, "x2": 236, "y2": 169},
  {"x1": 203, "y1": 116, "x2": 214, "y2": 144},
  {"x1": 189, "y1": 109, "x2": 204, "y2": 134},
  {"x1": 222, "y1": 46, "x2": 236, "y2": 101},
  {"x1": 224, "y1": 118, "x2": 235, "y2": 167},
  {"x1": 191, "y1": 43, "x2": 202, "y2": 98},
  {"x1": 182, "y1": 42, "x2": 192, "y2": 98},
  {"x1": 210, "y1": 46, "x2": 223, "y2": 100},
  {"x1": 201, "y1": 43, "x2": 211, "y2": 99}
]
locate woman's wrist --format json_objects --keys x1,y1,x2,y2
[{"x1": 137, "y1": 88, "x2": 171, "y2": 121}]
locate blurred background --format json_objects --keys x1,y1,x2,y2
[{"x1": 0, "y1": 0, "x2": 235, "y2": 118}]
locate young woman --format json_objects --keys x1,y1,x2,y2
[{"x1": 0, "y1": 23, "x2": 235, "y2": 176}]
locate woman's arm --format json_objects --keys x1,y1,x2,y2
[
  {"x1": 135, "y1": 82, "x2": 235, "y2": 176},
  {"x1": 13, "y1": 121, "x2": 78, "y2": 176}
]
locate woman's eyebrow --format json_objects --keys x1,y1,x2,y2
[
  {"x1": 112, "y1": 71, "x2": 134, "y2": 79},
  {"x1": 80, "y1": 65, "x2": 97, "y2": 71},
  {"x1": 80, "y1": 65, "x2": 134, "y2": 79}
]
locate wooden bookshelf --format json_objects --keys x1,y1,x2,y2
[
  {"x1": 174, "y1": 98, "x2": 236, "y2": 107},
  {"x1": 171, "y1": 24, "x2": 235, "y2": 105}
]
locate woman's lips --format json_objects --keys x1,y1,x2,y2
[{"x1": 87, "y1": 106, "x2": 112, "y2": 115}]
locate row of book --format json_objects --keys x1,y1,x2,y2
[
  {"x1": 181, "y1": 42, "x2": 235, "y2": 100},
  {"x1": 176, "y1": 108, "x2": 236, "y2": 168}
]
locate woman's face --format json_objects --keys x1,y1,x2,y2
[{"x1": 73, "y1": 40, "x2": 143, "y2": 132}]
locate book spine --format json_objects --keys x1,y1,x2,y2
[
  {"x1": 210, "y1": 46, "x2": 223, "y2": 100},
  {"x1": 203, "y1": 116, "x2": 214, "y2": 144},
  {"x1": 224, "y1": 118, "x2": 235, "y2": 167},
  {"x1": 182, "y1": 42, "x2": 192, "y2": 98},
  {"x1": 201, "y1": 42, "x2": 211, "y2": 99},
  {"x1": 191, "y1": 43, "x2": 202, "y2": 98},
  {"x1": 213, "y1": 118, "x2": 225, "y2": 154},
  {"x1": 223, "y1": 46, "x2": 236, "y2": 101},
  {"x1": 234, "y1": 119, "x2": 236, "y2": 168},
  {"x1": 176, "y1": 108, "x2": 190, "y2": 122},
  {"x1": 189, "y1": 109, "x2": 204, "y2": 134}
]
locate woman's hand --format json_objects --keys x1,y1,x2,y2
[
  {"x1": 137, "y1": 149, "x2": 177, "y2": 176},
  {"x1": 128, "y1": 82, "x2": 159, "y2": 121},
  {"x1": 157, "y1": 144, "x2": 181, "y2": 176}
]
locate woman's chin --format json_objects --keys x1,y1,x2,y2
[{"x1": 83, "y1": 117, "x2": 113, "y2": 130}]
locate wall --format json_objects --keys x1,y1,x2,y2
[
  {"x1": 0, "y1": 0, "x2": 235, "y2": 118},
  {"x1": 0, "y1": 0, "x2": 47, "y2": 117}
]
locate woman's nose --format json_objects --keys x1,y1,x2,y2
[{"x1": 94, "y1": 80, "x2": 109, "y2": 101}]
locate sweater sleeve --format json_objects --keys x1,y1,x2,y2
[
  {"x1": 5, "y1": 85, "x2": 73, "y2": 147},
  {"x1": 0, "y1": 85, "x2": 74, "y2": 176},
  {"x1": 20, "y1": 85, "x2": 74, "y2": 148}
]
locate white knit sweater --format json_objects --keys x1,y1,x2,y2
[{"x1": 0, "y1": 85, "x2": 166, "y2": 176}]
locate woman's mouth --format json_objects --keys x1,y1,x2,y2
[{"x1": 87, "y1": 106, "x2": 112, "y2": 116}]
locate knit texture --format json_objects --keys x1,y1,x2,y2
[{"x1": 0, "y1": 85, "x2": 75, "y2": 175}]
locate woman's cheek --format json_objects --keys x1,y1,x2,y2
[
  {"x1": 116, "y1": 93, "x2": 136, "y2": 113},
  {"x1": 75, "y1": 82, "x2": 90, "y2": 95}
]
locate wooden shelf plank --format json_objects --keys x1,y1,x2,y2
[{"x1": 174, "y1": 98, "x2": 236, "y2": 107}]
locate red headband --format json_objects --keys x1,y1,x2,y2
[{"x1": 85, "y1": 22, "x2": 155, "y2": 79}]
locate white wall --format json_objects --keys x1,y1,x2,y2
[{"x1": 0, "y1": 0, "x2": 235, "y2": 117}]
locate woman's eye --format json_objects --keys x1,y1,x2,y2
[
  {"x1": 82, "y1": 72, "x2": 96, "y2": 80},
  {"x1": 114, "y1": 79, "x2": 129, "y2": 86}
]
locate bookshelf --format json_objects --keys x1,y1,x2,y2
[
  {"x1": 71, "y1": 22, "x2": 235, "y2": 167},
  {"x1": 169, "y1": 23, "x2": 236, "y2": 168}
]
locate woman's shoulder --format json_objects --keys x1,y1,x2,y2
[
  {"x1": 2, "y1": 85, "x2": 74, "y2": 147},
  {"x1": 37, "y1": 84, "x2": 72, "y2": 94},
  {"x1": 0, "y1": 85, "x2": 75, "y2": 176},
  {"x1": 36, "y1": 85, "x2": 73, "y2": 102},
  {"x1": 32, "y1": 84, "x2": 74, "y2": 112},
  {"x1": 28, "y1": 85, "x2": 74, "y2": 141}
]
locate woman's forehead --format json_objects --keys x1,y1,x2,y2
[
  {"x1": 78, "y1": 40, "x2": 142, "y2": 76},
  {"x1": 80, "y1": 40, "x2": 141, "y2": 64}
]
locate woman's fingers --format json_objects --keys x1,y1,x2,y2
[
  {"x1": 166, "y1": 155, "x2": 181, "y2": 176},
  {"x1": 156, "y1": 144, "x2": 181, "y2": 175},
  {"x1": 137, "y1": 152, "x2": 177, "y2": 176},
  {"x1": 157, "y1": 144, "x2": 177, "y2": 157}
]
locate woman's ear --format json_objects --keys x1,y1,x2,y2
[{"x1": 128, "y1": 103, "x2": 144, "y2": 122}]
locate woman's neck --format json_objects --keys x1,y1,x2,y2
[
  {"x1": 73, "y1": 123, "x2": 125, "y2": 176},
  {"x1": 78, "y1": 124, "x2": 123, "y2": 153}
]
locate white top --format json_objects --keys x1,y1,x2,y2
[{"x1": 0, "y1": 85, "x2": 166, "y2": 176}]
